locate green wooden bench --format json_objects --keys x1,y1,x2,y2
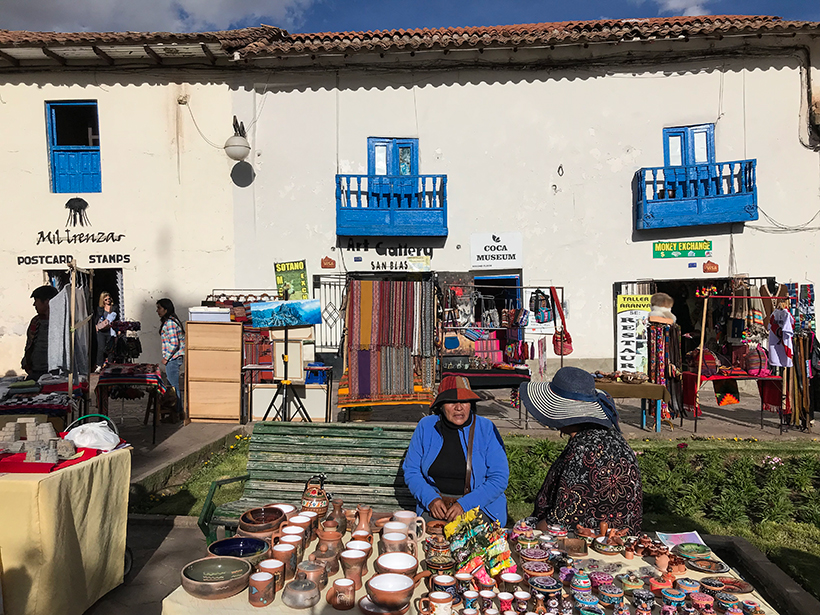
[{"x1": 198, "y1": 421, "x2": 418, "y2": 543}]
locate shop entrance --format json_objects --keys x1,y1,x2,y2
[{"x1": 474, "y1": 273, "x2": 523, "y2": 356}]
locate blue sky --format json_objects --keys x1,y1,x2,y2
[{"x1": 3, "y1": 0, "x2": 819, "y2": 34}]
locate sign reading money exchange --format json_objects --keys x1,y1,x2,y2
[{"x1": 653, "y1": 240, "x2": 712, "y2": 259}]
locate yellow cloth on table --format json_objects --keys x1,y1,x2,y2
[{"x1": 0, "y1": 448, "x2": 130, "y2": 615}]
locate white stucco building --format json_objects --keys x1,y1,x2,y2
[{"x1": 1, "y1": 16, "x2": 818, "y2": 374}]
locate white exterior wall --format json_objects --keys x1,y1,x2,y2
[
  {"x1": 0, "y1": 75, "x2": 236, "y2": 371},
  {"x1": 236, "y1": 50, "x2": 820, "y2": 362}
]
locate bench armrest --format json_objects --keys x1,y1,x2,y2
[{"x1": 198, "y1": 474, "x2": 251, "y2": 544}]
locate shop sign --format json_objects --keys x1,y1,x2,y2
[
  {"x1": 653, "y1": 240, "x2": 712, "y2": 259},
  {"x1": 703, "y1": 261, "x2": 719, "y2": 273},
  {"x1": 470, "y1": 233, "x2": 523, "y2": 270},
  {"x1": 17, "y1": 254, "x2": 74, "y2": 266},
  {"x1": 321, "y1": 256, "x2": 336, "y2": 269},
  {"x1": 343, "y1": 238, "x2": 435, "y2": 272},
  {"x1": 274, "y1": 260, "x2": 309, "y2": 300},
  {"x1": 616, "y1": 295, "x2": 650, "y2": 373}
]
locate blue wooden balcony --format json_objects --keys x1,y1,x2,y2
[
  {"x1": 636, "y1": 160, "x2": 758, "y2": 229},
  {"x1": 336, "y1": 174, "x2": 448, "y2": 236}
]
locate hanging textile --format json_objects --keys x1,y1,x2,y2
[
  {"x1": 713, "y1": 379, "x2": 740, "y2": 406},
  {"x1": 648, "y1": 323, "x2": 682, "y2": 419},
  {"x1": 48, "y1": 287, "x2": 71, "y2": 374},
  {"x1": 768, "y1": 308, "x2": 794, "y2": 368},
  {"x1": 798, "y1": 284, "x2": 815, "y2": 331}
]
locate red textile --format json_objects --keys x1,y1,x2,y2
[
  {"x1": 757, "y1": 379, "x2": 791, "y2": 413},
  {"x1": 682, "y1": 371, "x2": 783, "y2": 416},
  {"x1": 0, "y1": 447, "x2": 99, "y2": 473}
]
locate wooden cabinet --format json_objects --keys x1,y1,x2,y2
[{"x1": 185, "y1": 321, "x2": 243, "y2": 423}]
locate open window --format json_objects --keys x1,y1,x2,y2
[{"x1": 46, "y1": 101, "x2": 102, "y2": 193}]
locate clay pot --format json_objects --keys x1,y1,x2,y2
[
  {"x1": 340, "y1": 548, "x2": 368, "y2": 589},
  {"x1": 346, "y1": 539, "x2": 374, "y2": 575},
  {"x1": 309, "y1": 543, "x2": 340, "y2": 575},
  {"x1": 366, "y1": 573, "x2": 423, "y2": 611},
  {"x1": 423, "y1": 534, "x2": 451, "y2": 560},
  {"x1": 521, "y1": 561, "x2": 553, "y2": 582},
  {"x1": 375, "y1": 552, "x2": 420, "y2": 577},
  {"x1": 354, "y1": 504, "x2": 374, "y2": 535},
  {"x1": 425, "y1": 554, "x2": 456, "y2": 580},
  {"x1": 207, "y1": 537, "x2": 270, "y2": 568},
  {"x1": 381, "y1": 532, "x2": 415, "y2": 556},
  {"x1": 239, "y1": 506, "x2": 286, "y2": 534},
  {"x1": 655, "y1": 551, "x2": 670, "y2": 573},
  {"x1": 316, "y1": 527, "x2": 345, "y2": 555},
  {"x1": 269, "y1": 503, "x2": 298, "y2": 520},
  {"x1": 427, "y1": 520, "x2": 446, "y2": 536},
  {"x1": 326, "y1": 577, "x2": 356, "y2": 610},
  {"x1": 300, "y1": 475, "x2": 330, "y2": 518},
  {"x1": 282, "y1": 575, "x2": 321, "y2": 609},
  {"x1": 181, "y1": 556, "x2": 251, "y2": 600},
  {"x1": 297, "y1": 560, "x2": 328, "y2": 590},
  {"x1": 327, "y1": 498, "x2": 348, "y2": 534}
]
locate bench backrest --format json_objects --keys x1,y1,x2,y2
[{"x1": 242, "y1": 422, "x2": 418, "y2": 511}]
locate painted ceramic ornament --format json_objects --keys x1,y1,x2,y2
[
  {"x1": 570, "y1": 569, "x2": 592, "y2": 594},
  {"x1": 699, "y1": 578, "x2": 726, "y2": 597},
  {"x1": 690, "y1": 592, "x2": 715, "y2": 611},
  {"x1": 675, "y1": 577, "x2": 700, "y2": 594},
  {"x1": 707, "y1": 577, "x2": 755, "y2": 595},
  {"x1": 545, "y1": 524, "x2": 568, "y2": 538},
  {"x1": 587, "y1": 572, "x2": 613, "y2": 589},
  {"x1": 741, "y1": 600, "x2": 759, "y2": 613},
  {"x1": 714, "y1": 592, "x2": 740, "y2": 612},
  {"x1": 618, "y1": 573, "x2": 644, "y2": 595},
  {"x1": 687, "y1": 559, "x2": 730, "y2": 574},
  {"x1": 528, "y1": 576, "x2": 561, "y2": 601},
  {"x1": 648, "y1": 574, "x2": 673, "y2": 596},
  {"x1": 660, "y1": 588, "x2": 685, "y2": 607},
  {"x1": 597, "y1": 584, "x2": 623, "y2": 608},
  {"x1": 522, "y1": 561, "x2": 554, "y2": 581},
  {"x1": 574, "y1": 594, "x2": 599, "y2": 611},
  {"x1": 671, "y1": 543, "x2": 712, "y2": 559},
  {"x1": 631, "y1": 589, "x2": 655, "y2": 611},
  {"x1": 300, "y1": 475, "x2": 330, "y2": 517},
  {"x1": 558, "y1": 567, "x2": 575, "y2": 586},
  {"x1": 520, "y1": 548, "x2": 551, "y2": 564},
  {"x1": 579, "y1": 607, "x2": 605, "y2": 615}
]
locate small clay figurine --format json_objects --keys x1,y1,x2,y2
[{"x1": 624, "y1": 543, "x2": 635, "y2": 560}]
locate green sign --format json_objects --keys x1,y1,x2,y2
[
  {"x1": 653, "y1": 240, "x2": 712, "y2": 259},
  {"x1": 274, "y1": 260, "x2": 309, "y2": 300}
]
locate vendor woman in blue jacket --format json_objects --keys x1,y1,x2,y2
[{"x1": 403, "y1": 375, "x2": 509, "y2": 524}]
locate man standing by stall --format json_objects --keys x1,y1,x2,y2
[{"x1": 22, "y1": 285, "x2": 58, "y2": 380}]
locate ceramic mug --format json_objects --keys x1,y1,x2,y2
[
  {"x1": 249, "y1": 571, "x2": 275, "y2": 607},
  {"x1": 281, "y1": 525, "x2": 308, "y2": 551},
  {"x1": 455, "y1": 573, "x2": 474, "y2": 595},
  {"x1": 340, "y1": 548, "x2": 368, "y2": 590},
  {"x1": 258, "y1": 558, "x2": 286, "y2": 592},
  {"x1": 500, "y1": 572, "x2": 523, "y2": 593},
  {"x1": 280, "y1": 534, "x2": 305, "y2": 562},
  {"x1": 382, "y1": 521, "x2": 410, "y2": 537},
  {"x1": 513, "y1": 591, "x2": 530, "y2": 613},
  {"x1": 462, "y1": 590, "x2": 479, "y2": 610},
  {"x1": 498, "y1": 592, "x2": 514, "y2": 612},
  {"x1": 271, "y1": 543, "x2": 298, "y2": 580},
  {"x1": 327, "y1": 577, "x2": 356, "y2": 610},
  {"x1": 346, "y1": 539, "x2": 374, "y2": 575},
  {"x1": 382, "y1": 532, "x2": 415, "y2": 556},
  {"x1": 485, "y1": 609, "x2": 500, "y2": 615},
  {"x1": 393, "y1": 510, "x2": 426, "y2": 541},
  {"x1": 461, "y1": 609, "x2": 478, "y2": 615},
  {"x1": 433, "y1": 575, "x2": 461, "y2": 605},
  {"x1": 417, "y1": 591, "x2": 454, "y2": 615},
  {"x1": 479, "y1": 590, "x2": 496, "y2": 611},
  {"x1": 302, "y1": 511, "x2": 319, "y2": 541},
  {"x1": 352, "y1": 530, "x2": 374, "y2": 543}
]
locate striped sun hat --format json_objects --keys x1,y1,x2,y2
[
  {"x1": 430, "y1": 375, "x2": 481, "y2": 412},
  {"x1": 519, "y1": 367, "x2": 617, "y2": 430}
]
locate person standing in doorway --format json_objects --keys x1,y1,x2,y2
[
  {"x1": 156, "y1": 298, "x2": 185, "y2": 421},
  {"x1": 94, "y1": 291, "x2": 118, "y2": 372},
  {"x1": 22, "y1": 285, "x2": 59, "y2": 381}
]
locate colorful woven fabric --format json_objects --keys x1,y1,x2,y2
[{"x1": 713, "y1": 379, "x2": 740, "y2": 406}]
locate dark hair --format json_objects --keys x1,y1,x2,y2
[
  {"x1": 157, "y1": 298, "x2": 183, "y2": 331},
  {"x1": 31, "y1": 285, "x2": 59, "y2": 301}
]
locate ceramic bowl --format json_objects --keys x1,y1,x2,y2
[
  {"x1": 521, "y1": 560, "x2": 554, "y2": 580},
  {"x1": 590, "y1": 536, "x2": 624, "y2": 555},
  {"x1": 675, "y1": 578, "x2": 700, "y2": 594},
  {"x1": 528, "y1": 576, "x2": 561, "y2": 599},
  {"x1": 181, "y1": 556, "x2": 251, "y2": 600},
  {"x1": 597, "y1": 584, "x2": 624, "y2": 608},
  {"x1": 207, "y1": 536, "x2": 270, "y2": 567},
  {"x1": 376, "y1": 552, "x2": 419, "y2": 576},
  {"x1": 239, "y1": 506, "x2": 285, "y2": 533},
  {"x1": 519, "y1": 548, "x2": 550, "y2": 563},
  {"x1": 366, "y1": 573, "x2": 417, "y2": 610}
]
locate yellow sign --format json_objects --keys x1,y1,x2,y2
[{"x1": 617, "y1": 295, "x2": 651, "y2": 313}]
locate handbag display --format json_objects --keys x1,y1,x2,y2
[{"x1": 551, "y1": 286, "x2": 573, "y2": 356}]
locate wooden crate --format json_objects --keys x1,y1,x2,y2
[{"x1": 185, "y1": 321, "x2": 243, "y2": 423}]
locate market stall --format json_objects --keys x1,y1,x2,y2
[
  {"x1": 96, "y1": 363, "x2": 166, "y2": 443},
  {"x1": 162, "y1": 504, "x2": 783, "y2": 615},
  {"x1": 0, "y1": 448, "x2": 130, "y2": 615}
]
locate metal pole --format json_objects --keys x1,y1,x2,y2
[{"x1": 694, "y1": 296, "x2": 709, "y2": 434}]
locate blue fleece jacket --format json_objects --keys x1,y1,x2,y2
[{"x1": 402, "y1": 414, "x2": 509, "y2": 524}]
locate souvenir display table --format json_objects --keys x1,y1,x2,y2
[
  {"x1": 595, "y1": 382, "x2": 672, "y2": 433},
  {"x1": 441, "y1": 368, "x2": 531, "y2": 390},
  {"x1": 0, "y1": 448, "x2": 130, "y2": 615},
  {"x1": 96, "y1": 363, "x2": 166, "y2": 443},
  {"x1": 0, "y1": 381, "x2": 90, "y2": 428}
]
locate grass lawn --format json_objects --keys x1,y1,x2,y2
[{"x1": 131, "y1": 433, "x2": 820, "y2": 599}]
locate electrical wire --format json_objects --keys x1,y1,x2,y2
[
  {"x1": 184, "y1": 103, "x2": 223, "y2": 149},
  {"x1": 747, "y1": 206, "x2": 820, "y2": 233}
]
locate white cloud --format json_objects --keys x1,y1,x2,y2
[
  {"x1": 626, "y1": 0, "x2": 713, "y2": 16},
  {"x1": 0, "y1": 0, "x2": 317, "y2": 33}
]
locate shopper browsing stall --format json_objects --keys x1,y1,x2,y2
[
  {"x1": 156, "y1": 298, "x2": 185, "y2": 420},
  {"x1": 403, "y1": 376, "x2": 509, "y2": 524},
  {"x1": 520, "y1": 367, "x2": 643, "y2": 534}
]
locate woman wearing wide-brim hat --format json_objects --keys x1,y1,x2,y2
[
  {"x1": 402, "y1": 375, "x2": 509, "y2": 524},
  {"x1": 519, "y1": 366, "x2": 643, "y2": 534}
]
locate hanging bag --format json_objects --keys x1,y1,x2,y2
[{"x1": 551, "y1": 286, "x2": 573, "y2": 356}]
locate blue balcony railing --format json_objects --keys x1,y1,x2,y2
[
  {"x1": 636, "y1": 159, "x2": 758, "y2": 229},
  {"x1": 336, "y1": 174, "x2": 448, "y2": 236}
]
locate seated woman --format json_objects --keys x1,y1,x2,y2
[
  {"x1": 520, "y1": 367, "x2": 643, "y2": 534},
  {"x1": 403, "y1": 376, "x2": 509, "y2": 524}
]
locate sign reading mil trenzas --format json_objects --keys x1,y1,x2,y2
[{"x1": 653, "y1": 240, "x2": 712, "y2": 259}]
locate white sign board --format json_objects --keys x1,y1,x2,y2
[
  {"x1": 616, "y1": 295, "x2": 651, "y2": 373},
  {"x1": 470, "y1": 232, "x2": 523, "y2": 270}
]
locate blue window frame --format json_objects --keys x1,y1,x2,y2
[
  {"x1": 663, "y1": 124, "x2": 715, "y2": 167},
  {"x1": 46, "y1": 101, "x2": 101, "y2": 193},
  {"x1": 366, "y1": 137, "x2": 419, "y2": 209}
]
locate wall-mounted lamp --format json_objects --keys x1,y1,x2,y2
[{"x1": 224, "y1": 115, "x2": 251, "y2": 161}]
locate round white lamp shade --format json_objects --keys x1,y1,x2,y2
[{"x1": 224, "y1": 135, "x2": 251, "y2": 161}]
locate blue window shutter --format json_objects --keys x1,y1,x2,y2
[{"x1": 46, "y1": 101, "x2": 102, "y2": 193}]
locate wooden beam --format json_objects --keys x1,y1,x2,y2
[
  {"x1": 41, "y1": 46, "x2": 67, "y2": 65},
  {"x1": 92, "y1": 45, "x2": 114, "y2": 65},
  {"x1": 200, "y1": 42, "x2": 217, "y2": 65},
  {"x1": 0, "y1": 49, "x2": 20, "y2": 67},
  {"x1": 143, "y1": 44, "x2": 163, "y2": 65}
]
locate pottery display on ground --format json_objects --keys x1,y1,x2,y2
[
  {"x1": 180, "y1": 556, "x2": 251, "y2": 600},
  {"x1": 207, "y1": 537, "x2": 270, "y2": 568}
]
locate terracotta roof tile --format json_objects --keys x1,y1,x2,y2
[{"x1": 245, "y1": 15, "x2": 819, "y2": 56}]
